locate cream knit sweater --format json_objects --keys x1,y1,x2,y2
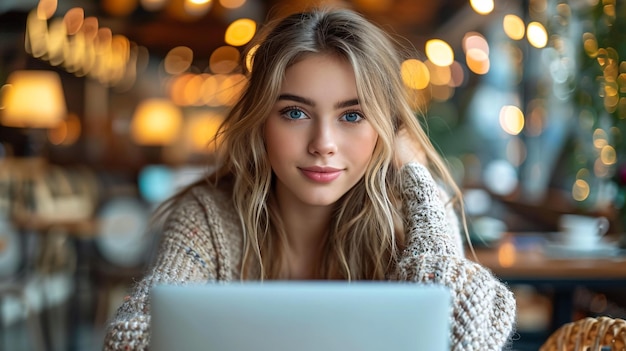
[{"x1": 102, "y1": 163, "x2": 516, "y2": 350}]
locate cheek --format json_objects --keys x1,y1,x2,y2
[
  {"x1": 264, "y1": 122, "x2": 295, "y2": 163},
  {"x1": 350, "y1": 129, "x2": 379, "y2": 162}
]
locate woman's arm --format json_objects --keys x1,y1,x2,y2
[
  {"x1": 391, "y1": 163, "x2": 516, "y2": 350},
  {"x1": 102, "y1": 188, "x2": 231, "y2": 351}
]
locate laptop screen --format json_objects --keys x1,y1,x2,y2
[{"x1": 150, "y1": 281, "x2": 451, "y2": 351}]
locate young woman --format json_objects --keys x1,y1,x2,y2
[{"x1": 103, "y1": 6, "x2": 516, "y2": 350}]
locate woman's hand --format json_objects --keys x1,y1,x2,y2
[{"x1": 393, "y1": 128, "x2": 427, "y2": 168}]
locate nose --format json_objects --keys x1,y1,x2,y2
[{"x1": 308, "y1": 120, "x2": 337, "y2": 156}]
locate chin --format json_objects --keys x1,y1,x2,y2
[{"x1": 298, "y1": 193, "x2": 344, "y2": 207}]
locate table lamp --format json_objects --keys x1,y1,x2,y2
[
  {"x1": 0, "y1": 70, "x2": 66, "y2": 129},
  {"x1": 0, "y1": 70, "x2": 67, "y2": 157}
]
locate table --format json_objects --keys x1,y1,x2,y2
[{"x1": 468, "y1": 233, "x2": 626, "y2": 332}]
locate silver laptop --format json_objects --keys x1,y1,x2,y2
[{"x1": 150, "y1": 281, "x2": 451, "y2": 351}]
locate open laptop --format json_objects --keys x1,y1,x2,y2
[{"x1": 150, "y1": 281, "x2": 451, "y2": 351}]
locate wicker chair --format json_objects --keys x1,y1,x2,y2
[{"x1": 540, "y1": 316, "x2": 626, "y2": 351}]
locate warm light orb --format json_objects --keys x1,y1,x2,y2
[
  {"x1": 168, "y1": 73, "x2": 195, "y2": 105},
  {"x1": 572, "y1": 178, "x2": 590, "y2": 201},
  {"x1": 164, "y1": 46, "x2": 194, "y2": 75},
  {"x1": 225, "y1": 18, "x2": 256, "y2": 47},
  {"x1": 583, "y1": 32, "x2": 599, "y2": 57},
  {"x1": 130, "y1": 98, "x2": 183, "y2": 145},
  {"x1": 600, "y1": 145, "x2": 617, "y2": 165},
  {"x1": 184, "y1": 0, "x2": 212, "y2": 17},
  {"x1": 466, "y1": 48, "x2": 490, "y2": 75},
  {"x1": 64, "y1": 7, "x2": 85, "y2": 35},
  {"x1": 503, "y1": 14, "x2": 525, "y2": 40},
  {"x1": 497, "y1": 240, "x2": 516, "y2": 268},
  {"x1": 245, "y1": 44, "x2": 259, "y2": 72},
  {"x1": 401, "y1": 59, "x2": 430, "y2": 90},
  {"x1": 499, "y1": 105, "x2": 525, "y2": 135},
  {"x1": 470, "y1": 0, "x2": 494, "y2": 15},
  {"x1": 527, "y1": 22, "x2": 548, "y2": 48},
  {"x1": 81, "y1": 16, "x2": 99, "y2": 41},
  {"x1": 37, "y1": 0, "x2": 58, "y2": 20},
  {"x1": 182, "y1": 74, "x2": 206, "y2": 106},
  {"x1": 425, "y1": 39, "x2": 454, "y2": 67},
  {"x1": 463, "y1": 32, "x2": 489, "y2": 55},
  {"x1": 209, "y1": 46, "x2": 240, "y2": 74},
  {"x1": 25, "y1": 9, "x2": 49, "y2": 58},
  {"x1": 47, "y1": 18, "x2": 67, "y2": 66},
  {"x1": 593, "y1": 128, "x2": 608, "y2": 149},
  {"x1": 219, "y1": 0, "x2": 246, "y2": 9}
]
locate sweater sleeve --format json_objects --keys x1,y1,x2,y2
[
  {"x1": 391, "y1": 163, "x2": 516, "y2": 350},
  {"x1": 102, "y1": 189, "x2": 230, "y2": 351}
]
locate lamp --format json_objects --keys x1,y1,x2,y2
[
  {"x1": 0, "y1": 70, "x2": 67, "y2": 128},
  {"x1": 130, "y1": 98, "x2": 182, "y2": 146}
]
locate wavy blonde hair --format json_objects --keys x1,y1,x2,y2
[{"x1": 204, "y1": 6, "x2": 462, "y2": 280}]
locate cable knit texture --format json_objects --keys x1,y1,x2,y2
[{"x1": 102, "y1": 163, "x2": 516, "y2": 351}]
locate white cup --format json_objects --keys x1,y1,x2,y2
[{"x1": 558, "y1": 214, "x2": 609, "y2": 248}]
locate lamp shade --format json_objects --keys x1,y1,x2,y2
[
  {"x1": 130, "y1": 98, "x2": 182, "y2": 146},
  {"x1": 0, "y1": 70, "x2": 67, "y2": 128}
]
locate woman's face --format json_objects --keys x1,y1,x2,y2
[{"x1": 264, "y1": 54, "x2": 379, "y2": 208}]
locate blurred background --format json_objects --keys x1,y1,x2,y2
[{"x1": 1, "y1": 0, "x2": 626, "y2": 350}]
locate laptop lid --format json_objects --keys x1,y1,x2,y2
[{"x1": 150, "y1": 281, "x2": 451, "y2": 351}]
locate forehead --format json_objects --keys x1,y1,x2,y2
[{"x1": 279, "y1": 53, "x2": 357, "y2": 95}]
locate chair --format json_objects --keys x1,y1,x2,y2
[{"x1": 540, "y1": 316, "x2": 626, "y2": 351}]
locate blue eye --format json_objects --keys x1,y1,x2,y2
[
  {"x1": 284, "y1": 108, "x2": 306, "y2": 120},
  {"x1": 342, "y1": 112, "x2": 363, "y2": 123}
]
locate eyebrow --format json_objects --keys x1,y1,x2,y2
[{"x1": 277, "y1": 94, "x2": 360, "y2": 109}]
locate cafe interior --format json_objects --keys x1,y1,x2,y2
[{"x1": 1, "y1": 0, "x2": 626, "y2": 350}]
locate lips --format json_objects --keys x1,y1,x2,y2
[{"x1": 299, "y1": 166, "x2": 343, "y2": 183}]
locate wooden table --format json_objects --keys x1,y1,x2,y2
[{"x1": 468, "y1": 233, "x2": 626, "y2": 332}]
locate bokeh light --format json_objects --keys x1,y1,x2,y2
[
  {"x1": 225, "y1": 18, "x2": 256, "y2": 47},
  {"x1": 527, "y1": 22, "x2": 548, "y2": 48},
  {"x1": 209, "y1": 46, "x2": 240, "y2": 74},
  {"x1": 401, "y1": 59, "x2": 430, "y2": 90},
  {"x1": 164, "y1": 46, "x2": 194, "y2": 75},
  {"x1": 572, "y1": 179, "x2": 590, "y2": 201},
  {"x1": 503, "y1": 14, "x2": 525, "y2": 40},
  {"x1": 499, "y1": 105, "x2": 525, "y2": 135},
  {"x1": 470, "y1": 0, "x2": 494, "y2": 15},
  {"x1": 425, "y1": 39, "x2": 454, "y2": 67},
  {"x1": 220, "y1": 0, "x2": 246, "y2": 9}
]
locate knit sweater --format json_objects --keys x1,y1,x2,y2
[{"x1": 102, "y1": 163, "x2": 516, "y2": 350}]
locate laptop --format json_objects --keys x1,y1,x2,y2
[{"x1": 150, "y1": 281, "x2": 451, "y2": 351}]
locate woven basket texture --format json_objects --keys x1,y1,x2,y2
[{"x1": 540, "y1": 317, "x2": 626, "y2": 351}]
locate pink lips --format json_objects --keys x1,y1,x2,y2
[{"x1": 300, "y1": 166, "x2": 343, "y2": 183}]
